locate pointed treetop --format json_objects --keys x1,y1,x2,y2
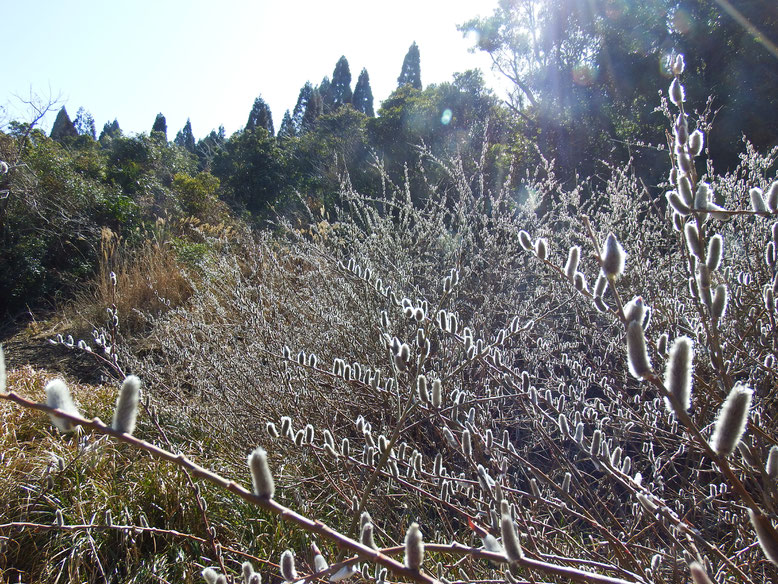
[
  {"x1": 99, "y1": 119, "x2": 121, "y2": 141},
  {"x1": 353, "y1": 68, "x2": 374, "y2": 117},
  {"x1": 278, "y1": 110, "x2": 296, "y2": 139},
  {"x1": 292, "y1": 82, "x2": 314, "y2": 133},
  {"x1": 319, "y1": 76, "x2": 334, "y2": 113},
  {"x1": 74, "y1": 107, "x2": 96, "y2": 139},
  {"x1": 398, "y1": 42, "x2": 422, "y2": 90},
  {"x1": 331, "y1": 56, "x2": 353, "y2": 109},
  {"x1": 246, "y1": 96, "x2": 274, "y2": 135},
  {"x1": 175, "y1": 119, "x2": 196, "y2": 153},
  {"x1": 50, "y1": 106, "x2": 78, "y2": 141},
  {"x1": 151, "y1": 113, "x2": 168, "y2": 140}
]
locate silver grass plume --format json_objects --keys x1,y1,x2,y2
[
  {"x1": 601, "y1": 233, "x2": 625, "y2": 278},
  {"x1": 626, "y1": 321, "x2": 652, "y2": 380},
  {"x1": 280, "y1": 550, "x2": 297, "y2": 581},
  {"x1": 404, "y1": 522, "x2": 424, "y2": 571},
  {"x1": 500, "y1": 501, "x2": 523, "y2": 562},
  {"x1": 688, "y1": 562, "x2": 713, "y2": 584},
  {"x1": 710, "y1": 384, "x2": 753, "y2": 457},
  {"x1": 749, "y1": 509, "x2": 778, "y2": 566},
  {"x1": 111, "y1": 375, "x2": 141, "y2": 434},
  {"x1": 664, "y1": 336, "x2": 693, "y2": 414},
  {"x1": 248, "y1": 447, "x2": 275, "y2": 499},
  {"x1": 45, "y1": 379, "x2": 81, "y2": 433}
]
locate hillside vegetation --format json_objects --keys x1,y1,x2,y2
[{"x1": 2, "y1": 2, "x2": 778, "y2": 583}]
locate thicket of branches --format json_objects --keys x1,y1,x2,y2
[{"x1": 2, "y1": 55, "x2": 778, "y2": 584}]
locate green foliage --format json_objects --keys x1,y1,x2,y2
[
  {"x1": 99, "y1": 119, "x2": 121, "y2": 142},
  {"x1": 352, "y1": 68, "x2": 374, "y2": 117},
  {"x1": 245, "y1": 96, "x2": 275, "y2": 135},
  {"x1": 212, "y1": 128, "x2": 286, "y2": 215},
  {"x1": 74, "y1": 107, "x2": 97, "y2": 140},
  {"x1": 288, "y1": 106, "x2": 375, "y2": 206},
  {"x1": 50, "y1": 106, "x2": 78, "y2": 142},
  {"x1": 174, "y1": 119, "x2": 196, "y2": 153},
  {"x1": 397, "y1": 41, "x2": 422, "y2": 89},
  {"x1": 151, "y1": 113, "x2": 167, "y2": 141},
  {"x1": 278, "y1": 110, "x2": 296, "y2": 139},
  {"x1": 460, "y1": 0, "x2": 778, "y2": 179},
  {"x1": 172, "y1": 171, "x2": 220, "y2": 217},
  {"x1": 330, "y1": 56, "x2": 353, "y2": 109}
]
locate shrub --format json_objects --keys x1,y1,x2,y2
[{"x1": 3, "y1": 54, "x2": 778, "y2": 584}]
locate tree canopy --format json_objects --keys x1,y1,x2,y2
[{"x1": 397, "y1": 42, "x2": 422, "y2": 89}]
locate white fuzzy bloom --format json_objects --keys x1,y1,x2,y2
[{"x1": 45, "y1": 379, "x2": 81, "y2": 433}]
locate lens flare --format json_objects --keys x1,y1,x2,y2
[{"x1": 441, "y1": 109, "x2": 453, "y2": 125}]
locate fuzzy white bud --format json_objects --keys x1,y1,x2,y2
[
  {"x1": 45, "y1": 379, "x2": 81, "y2": 433},
  {"x1": 626, "y1": 321, "x2": 652, "y2": 380},
  {"x1": 111, "y1": 375, "x2": 141, "y2": 435},
  {"x1": 404, "y1": 522, "x2": 424, "y2": 570},
  {"x1": 664, "y1": 336, "x2": 693, "y2": 414},
  {"x1": 669, "y1": 78, "x2": 685, "y2": 106},
  {"x1": 248, "y1": 447, "x2": 275, "y2": 499},
  {"x1": 601, "y1": 233, "x2": 625, "y2": 278},
  {"x1": 711, "y1": 384, "x2": 753, "y2": 457},
  {"x1": 280, "y1": 550, "x2": 297, "y2": 581}
]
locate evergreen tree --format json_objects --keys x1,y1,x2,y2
[
  {"x1": 175, "y1": 119, "x2": 196, "y2": 153},
  {"x1": 246, "y1": 96, "x2": 274, "y2": 135},
  {"x1": 319, "y1": 77, "x2": 334, "y2": 113},
  {"x1": 196, "y1": 126, "x2": 226, "y2": 171},
  {"x1": 151, "y1": 113, "x2": 167, "y2": 140},
  {"x1": 50, "y1": 107, "x2": 78, "y2": 141},
  {"x1": 302, "y1": 89, "x2": 323, "y2": 132},
  {"x1": 99, "y1": 119, "x2": 121, "y2": 141},
  {"x1": 73, "y1": 107, "x2": 96, "y2": 139},
  {"x1": 353, "y1": 68, "x2": 375, "y2": 117},
  {"x1": 292, "y1": 82, "x2": 314, "y2": 134},
  {"x1": 397, "y1": 42, "x2": 422, "y2": 89},
  {"x1": 331, "y1": 56, "x2": 353, "y2": 109},
  {"x1": 278, "y1": 110, "x2": 296, "y2": 139}
]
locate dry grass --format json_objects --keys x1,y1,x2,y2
[{"x1": 0, "y1": 367, "x2": 277, "y2": 584}]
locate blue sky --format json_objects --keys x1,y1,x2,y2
[{"x1": 3, "y1": 0, "x2": 503, "y2": 140}]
